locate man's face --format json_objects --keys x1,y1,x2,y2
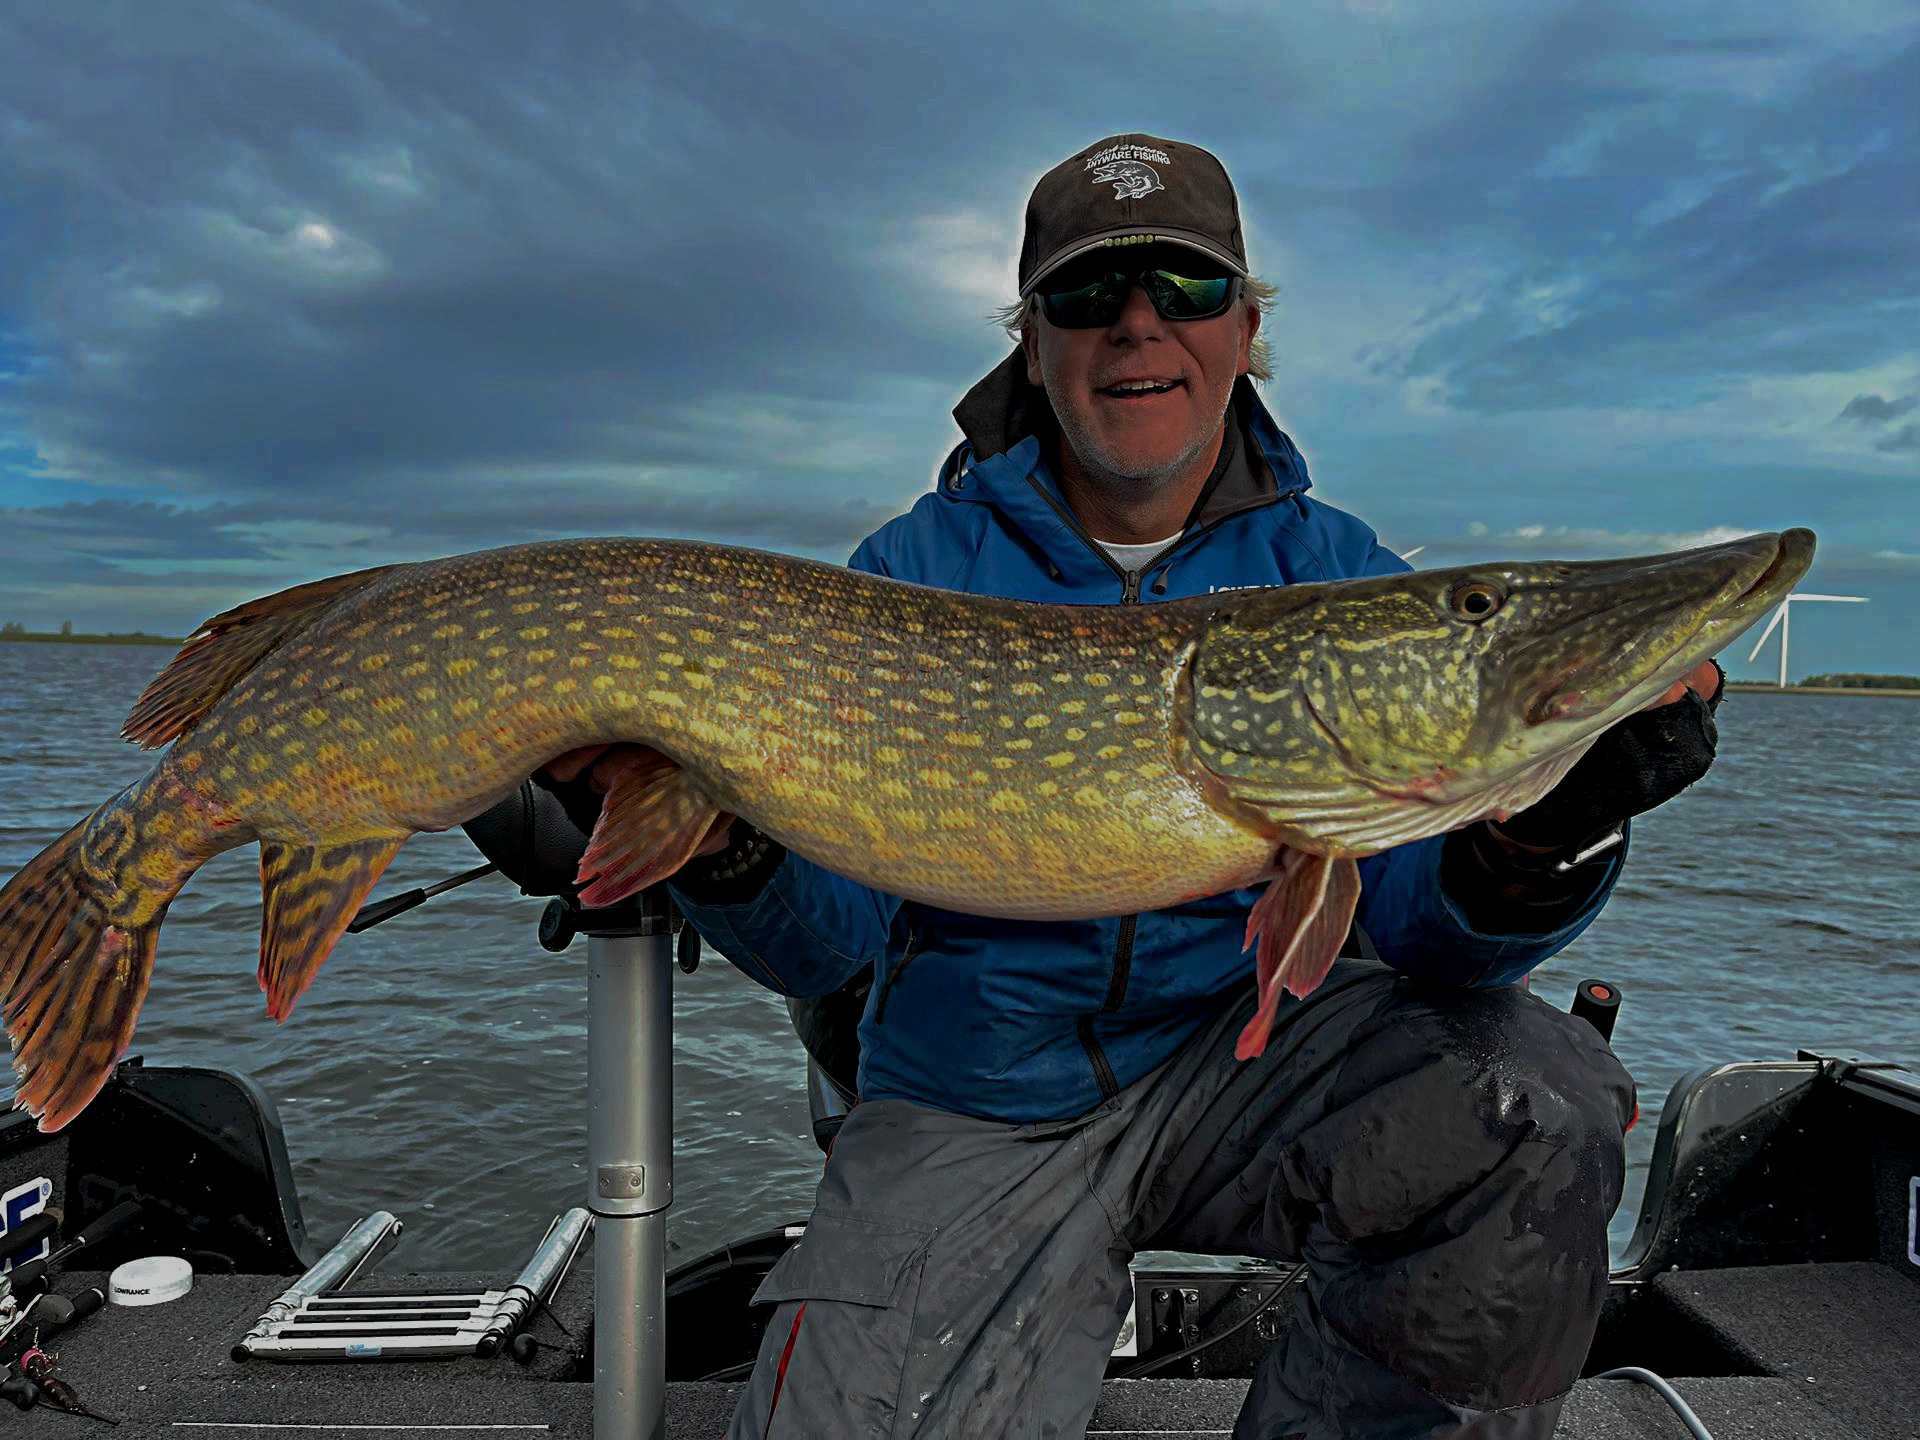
[{"x1": 1023, "y1": 246, "x2": 1260, "y2": 490}]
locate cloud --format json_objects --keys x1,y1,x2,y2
[
  {"x1": 0, "y1": 1, "x2": 1915, "y2": 670},
  {"x1": 1328, "y1": 17, "x2": 1920, "y2": 414},
  {"x1": 1838, "y1": 392, "x2": 1917, "y2": 423},
  {"x1": 1874, "y1": 423, "x2": 1920, "y2": 453},
  {"x1": 1482, "y1": 523, "x2": 1766, "y2": 554}
]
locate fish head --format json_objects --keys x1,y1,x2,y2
[{"x1": 1179, "y1": 527, "x2": 1815, "y2": 855}]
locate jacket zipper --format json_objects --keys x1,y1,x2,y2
[
  {"x1": 872, "y1": 919, "x2": 925, "y2": 1024},
  {"x1": 1076, "y1": 913, "x2": 1137, "y2": 1101},
  {"x1": 1028, "y1": 471, "x2": 1299, "y2": 1101}
]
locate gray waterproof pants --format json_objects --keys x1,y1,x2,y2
[{"x1": 727, "y1": 963, "x2": 1634, "y2": 1440}]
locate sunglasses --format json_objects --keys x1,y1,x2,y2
[{"x1": 1037, "y1": 266, "x2": 1242, "y2": 329}]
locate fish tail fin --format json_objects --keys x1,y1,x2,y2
[{"x1": 0, "y1": 807, "x2": 165, "y2": 1132}]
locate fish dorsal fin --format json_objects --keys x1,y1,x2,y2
[
  {"x1": 122, "y1": 564, "x2": 399, "y2": 750},
  {"x1": 574, "y1": 748, "x2": 727, "y2": 908},
  {"x1": 1235, "y1": 850, "x2": 1362, "y2": 1061},
  {"x1": 258, "y1": 836, "x2": 407, "y2": 1021}
]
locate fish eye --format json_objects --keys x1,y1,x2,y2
[{"x1": 1448, "y1": 580, "x2": 1504, "y2": 620}]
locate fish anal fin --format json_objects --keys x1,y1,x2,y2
[
  {"x1": 123, "y1": 563, "x2": 400, "y2": 750},
  {"x1": 574, "y1": 748, "x2": 725, "y2": 909},
  {"x1": 259, "y1": 836, "x2": 406, "y2": 1021},
  {"x1": 1235, "y1": 851, "x2": 1363, "y2": 1061}
]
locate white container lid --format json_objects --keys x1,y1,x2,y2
[{"x1": 109, "y1": 1256, "x2": 193, "y2": 1306}]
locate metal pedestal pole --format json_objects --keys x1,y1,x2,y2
[{"x1": 551, "y1": 888, "x2": 675, "y2": 1440}]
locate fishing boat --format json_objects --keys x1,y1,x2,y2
[{"x1": 2, "y1": 877, "x2": 1916, "y2": 1439}]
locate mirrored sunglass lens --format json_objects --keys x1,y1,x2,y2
[
  {"x1": 1043, "y1": 275, "x2": 1127, "y2": 326},
  {"x1": 1144, "y1": 271, "x2": 1234, "y2": 318}
]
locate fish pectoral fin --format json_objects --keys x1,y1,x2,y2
[
  {"x1": 1235, "y1": 850, "x2": 1362, "y2": 1062},
  {"x1": 123, "y1": 563, "x2": 400, "y2": 750},
  {"x1": 258, "y1": 836, "x2": 407, "y2": 1021},
  {"x1": 574, "y1": 748, "x2": 725, "y2": 909}
]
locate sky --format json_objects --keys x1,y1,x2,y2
[{"x1": 0, "y1": 0, "x2": 1914, "y2": 680}]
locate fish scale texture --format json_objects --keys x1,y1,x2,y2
[{"x1": 161, "y1": 538, "x2": 1268, "y2": 917}]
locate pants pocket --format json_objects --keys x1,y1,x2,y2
[{"x1": 735, "y1": 1212, "x2": 937, "y2": 1439}]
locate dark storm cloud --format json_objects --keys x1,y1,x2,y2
[
  {"x1": 1839, "y1": 393, "x2": 1918, "y2": 424},
  {"x1": 0, "y1": 0, "x2": 1915, "y2": 664},
  {"x1": 0, "y1": 1, "x2": 1043, "y2": 500},
  {"x1": 1875, "y1": 424, "x2": 1920, "y2": 454}
]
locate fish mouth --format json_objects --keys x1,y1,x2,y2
[{"x1": 1524, "y1": 528, "x2": 1814, "y2": 727}]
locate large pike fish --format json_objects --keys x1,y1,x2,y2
[{"x1": 0, "y1": 528, "x2": 1812, "y2": 1130}]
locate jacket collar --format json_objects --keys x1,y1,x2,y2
[{"x1": 941, "y1": 348, "x2": 1311, "y2": 577}]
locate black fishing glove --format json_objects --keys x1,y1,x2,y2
[
  {"x1": 670, "y1": 817, "x2": 788, "y2": 907},
  {"x1": 460, "y1": 773, "x2": 599, "y2": 898},
  {"x1": 1442, "y1": 662, "x2": 1723, "y2": 932},
  {"x1": 1493, "y1": 660, "x2": 1724, "y2": 853}
]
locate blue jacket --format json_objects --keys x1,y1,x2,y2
[{"x1": 675, "y1": 361, "x2": 1622, "y2": 1123}]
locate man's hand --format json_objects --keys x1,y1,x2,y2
[{"x1": 1489, "y1": 658, "x2": 1724, "y2": 856}]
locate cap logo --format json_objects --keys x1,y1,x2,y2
[{"x1": 1086, "y1": 142, "x2": 1170, "y2": 201}]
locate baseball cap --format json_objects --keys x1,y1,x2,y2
[{"x1": 1017, "y1": 133, "x2": 1249, "y2": 296}]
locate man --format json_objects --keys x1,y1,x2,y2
[{"x1": 511, "y1": 134, "x2": 1723, "y2": 1438}]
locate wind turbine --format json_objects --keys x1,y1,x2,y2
[{"x1": 1746, "y1": 592, "x2": 1868, "y2": 688}]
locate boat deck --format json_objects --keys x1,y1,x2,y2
[{"x1": 10, "y1": 1259, "x2": 1914, "y2": 1438}]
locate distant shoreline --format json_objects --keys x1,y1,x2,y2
[
  {"x1": 0, "y1": 632, "x2": 184, "y2": 647},
  {"x1": 1724, "y1": 681, "x2": 1920, "y2": 699}
]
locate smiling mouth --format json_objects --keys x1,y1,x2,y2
[{"x1": 1099, "y1": 380, "x2": 1184, "y2": 399}]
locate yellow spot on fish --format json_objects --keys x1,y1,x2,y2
[
  {"x1": 360, "y1": 655, "x2": 389, "y2": 673},
  {"x1": 1045, "y1": 752, "x2": 1076, "y2": 767},
  {"x1": 434, "y1": 623, "x2": 465, "y2": 639},
  {"x1": 520, "y1": 626, "x2": 549, "y2": 641},
  {"x1": 302, "y1": 708, "x2": 328, "y2": 728}
]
